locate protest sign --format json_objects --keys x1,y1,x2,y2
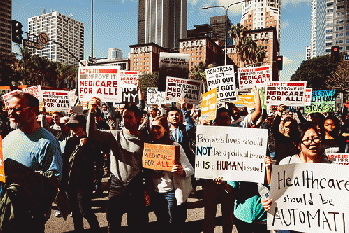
[
  {"x1": 305, "y1": 90, "x2": 336, "y2": 114},
  {"x1": 142, "y1": 143, "x2": 179, "y2": 171},
  {"x1": 268, "y1": 163, "x2": 349, "y2": 233},
  {"x1": 0, "y1": 136, "x2": 4, "y2": 183},
  {"x1": 0, "y1": 86, "x2": 11, "y2": 99},
  {"x1": 147, "y1": 87, "x2": 167, "y2": 105},
  {"x1": 205, "y1": 65, "x2": 237, "y2": 101},
  {"x1": 233, "y1": 94, "x2": 255, "y2": 108},
  {"x1": 195, "y1": 125, "x2": 268, "y2": 183},
  {"x1": 265, "y1": 81, "x2": 307, "y2": 106},
  {"x1": 159, "y1": 53, "x2": 190, "y2": 78},
  {"x1": 201, "y1": 88, "x2": 217, "y2": 121},
  {"x1": 166, "y1": 77, "x2": 201, "y2": 104},
  {"x1": 327, "y1": 153, "x2": 349, "y2": 165},
  {"x1": 122, "y1": 87, "x2": 138, "y2": 103},
  {"x1": 23, "y1": 85, "x2": 42, "y2": 102},
  {"x1": 304, "y1": 88, "x2": 312, "y2": 106},
  {"x1": 238, "y1": 66, "x2": 272, "y2": 89},
  {"x1": 42, "y1": 90, "x2": 70, "y2": 112},
  {"x1": 120, "y1": 71, "x2": 139, "y2": 87},
  {"x1": 78, "y1": 66, "x2": 121, "y2": 102}
]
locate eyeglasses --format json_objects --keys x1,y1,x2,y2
[
  {"x1": 302, "y1": 137, "x2": 321, "y2": 145},
  {"x1": 8, "y1": 106, "x2": 30, "y2": 114}
]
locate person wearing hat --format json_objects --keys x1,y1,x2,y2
[{"x1": 59, "y1": 114, "x2": 101, "y2": 232}]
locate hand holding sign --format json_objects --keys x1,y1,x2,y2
[{"x1": 172, "y1": 164, "x2": 185, "y2": 177}]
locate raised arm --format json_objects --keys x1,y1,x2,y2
[{"x1": 250, "y1": 86, "x2": 262, "y2": 123}]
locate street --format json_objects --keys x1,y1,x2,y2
[{"x1": 45, "y1": 178, "x2": 238, "y2": 233}]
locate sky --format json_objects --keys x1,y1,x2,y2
[{"x1": 12, "y1": 0, "x2": 313, "y2": 81}]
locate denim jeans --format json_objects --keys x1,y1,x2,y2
[{"x1": 151, "y1": 190, "x2": 187, "y2": 233}]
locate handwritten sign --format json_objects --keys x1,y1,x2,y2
[
  {"x1": 233, "y1": 94, "x2": 256, "y2": 108},
  {"x1": 147, "y1": 87, "x2": 167, "y2": 105},
  {"x1": 122, "y1": 87, "x2": 138, "y2": 103},
  {"x1": 205, "y1": 65, "x2": 236, "y2": 101},
  {"x1": 305, "y1": 90, "x2": 336, "y2": 114},
  {"x1": 42, "y1": 90, "x2": 70, "y2": 112},
  {"x1": 327, "y1": 153, "x2": 349, "y2": 165},
  {"x1": 238, "y1": 66, "x2": 272, "y2": 89},
  {"x1": 166, "y1": 77, "x2": 201, "y2": 104},
  {"x1": 78, "y1": 66, "x2": 121, "y2": 102},
  {"x1": 142, "y1": 143, "x2": 179, "y2": 171},
  {"x1": 201, "y1": 88, "x2": 217, "y2": 121},
  {"x1": 265, "y1": 81, "x2": 307, "y2": 106},
  {"x1": 268, "y1": 163, "x2": 349, "y2": 233},
  {"x1": 0, "y1": 136, "x2": 4, "y2": 183},
  {"x1": 195, "y1": 125, "x2": 268, "y2": 183}
]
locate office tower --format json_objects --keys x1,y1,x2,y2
[
  {"x1": 28, "y1": 10, "x2": 84, "y2": 65},
  {"x1": 210, "y1": 15, "x2": 232, "y2": 46},
  {"x1": 108, "y1": 48, "x2": 123, "y2": 60},
  {"x1": 138, "y1": 0, "x2": 187, "y2": 49},
  {"x1": 241, "y1": 0, "x2": 281, "y2": 41},
  {"x1": 1, "y1": 0, "x2": 12, "y2": 55},
  {"x1": 306, "y1": 45, "x2": 312, "y2": 60},
  {"x1": 310, "y1": 0, "x2": 348, "y2": 58}
]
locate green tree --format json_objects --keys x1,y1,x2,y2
[{"x1": 139, "y1": 72, "x2": 159, "y2": 97}]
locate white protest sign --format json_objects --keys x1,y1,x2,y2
[
  {"x1": 327, "y1": 153, "x2": 349, "y2": 165},
  {"x1": 78, "y1": 66, "x2": 121, "y2": 102},
  {"x1": 268, "y1": 163, "x2": 349, "y2": 233},
  {"x1": 195, "y1": 125, "x2": 268, "y2": 183},
  {"x1": 166, "y1": 77, "x2": 201, "y2": 104},
  {"x1": 120, "y1": 71, "x2": 139, "y2": 87},
  {"x1": 238, "y1": 66, "x2": 272, "y2": 89},
  {"x1": 304, "y1": 88, "x2": 312, "y2": 106},
  {"x1": 147, "y1": 87, "x2": 167, "y2": 105},
  {"x1": 205, "y1": 65, "x2": 236, "y2": 101},
  {"x1": 68, "y1": 89, "x2": 78, "y2": 107},
  {"x1": 23, "y1": 85, "x2": 42, "y2": 102},
  {"x1": 42, "y1": 90, "x2": 70, "y2": 112},
  {"x1": 265, "y1": 81, "x2": 307, "y2": 106}
]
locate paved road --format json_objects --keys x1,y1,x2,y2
[{"x1": 45, "y1": 178, "x2": 238, "y2": 233}]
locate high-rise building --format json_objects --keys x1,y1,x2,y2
[
  {"x1": 310, "y1": 0, "x2": 348, "y2": 58},
  {"x1": 28, "y1": 10, "x2": 84, "y2": 65},
  {"x1": 1, "y1": 0, "x2": 12, "y2": 55},
  {"x1": 108, "y1": 48, "x2": 123, "y2": 60},
  {"x1": 306, "y1": 45, "x2": 312, "y2": 60},
  {"x1": 210, "y1": 15, "x2": 232, "y2": 46},
  {"x1": 137, "y1": 0, "x2": 187, "y2": 49},
  {"x1": 241, "y1": 0, "x2": 281, "y2": 42}
]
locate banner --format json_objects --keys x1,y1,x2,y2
[
  {"x1": 305, "y1": 90, "x2": 336, "y2": 114},
  {"x1": 238, "y1": 66, "x2": 272, "y2": 89},
  {"x1": 78, "y1": 66, "x2": 121, "y2": 102},
  {"x1": 233, "y1": 94, "x2": 255, "y2": 108},
  {"x1": 166, "y1": 77, "x2": 201, "y2": 104},
  {"x1": 304, "y1": 88, "x2": 312, "y2": 106},
  {"x1": 0, "y1": 136, "x2": 4, "y2": 183},
  {"x1": 268, "y1": 163, "x2": 349, "y2": 233},
  {"x1": 201, "y1": 88, "x2": 217, "y2": 121},
  {"x1": 265, "y1": 81, "x2": 307, "y2": 106},
  {"x1": 195, "y1": 125, "x2": 268, "y2": 183},
  {"x1": 147, "y1": 87, "x2": 167, "y2": 105},
  {"x1": 142, "y1": 143, "x2": 179, "y2": 171},
  {"x1": 42, "y1": 90, "x2": 70, "y2": 112},
  {"x1": 327, "y1": 153, "x2": 349, "y2": 165},
  {"x1": 205, "y1": 65, "x2": 237, "y2": 101}
]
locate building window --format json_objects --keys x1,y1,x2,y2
[
  {"x1": 326, "y1": 36, "x2": 333, "y2": 40},
  {"x1": 326, "y1": 42, "x2": 332, "y2": 46},
  {"x1": 346, "y1": 46, "x2": 349, "y2": 50}
]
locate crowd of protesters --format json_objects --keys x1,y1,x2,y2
[{"x1": 0, "y1": 86, "x2": 349, "y2": 233}]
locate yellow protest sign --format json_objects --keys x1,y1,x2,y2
[
  {"x1": 233, "y1": 94, "x2": 255, "y2": 108},
  {"x1": 143, "y1": 143, "x2": 179, "y2": 171},
  {"x1": 201, "y1": 88, "x2": 217, "y2": 121},
  {"x1": 0, "y1": 136, "x2": 5, "y2": 183}
]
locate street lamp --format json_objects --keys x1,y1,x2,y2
[{"x1": 202, "y1": 1, "x2": 243, "y2": 65}]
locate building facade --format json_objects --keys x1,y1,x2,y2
[
  {"x1": 108, "y1": 48, "x2": 123, "y2": 60},
  {"x1": 1, "y1": 0, "x2": 12, "y2": 55},
  {"x1": 210, "y1": 15, "x2": 232, "y2": 46},
  {"x1": 241, "y1": 0, "x2": 281, "y2": 42},
  {"x1": 28, "y1": 10, "x2": 84, "y2": 66},
  {"x1": 310, "y1": 0, "x2": 349, "y2": 58},
  {"x1": 137, "y1": 0, "x2": 187, "y2": 49}
]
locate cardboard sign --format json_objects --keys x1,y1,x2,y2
[
  {"x1": 327, "y1": 153, "x2": 349, "y2": 165},
  {"x1": 78, "y1": 66, "x2": 121, "y2": 102},
  {"x1": 305, "y1": 90, "x2": 336, "y2": 114},
  {"x1": 205, "y1": 65, "x2": 237, "y2": 101},
  {"x1": 265, "y1": 81, "x2": 307, "y2": 106},
  {"x1": 42, "y1": 90, "x2": 70, "y2": 112},
  {"x1": 142, "y1": 143, "x2": 179, "y2": 171},
  {"x1": 304, "y1": 88, "x2": 312, "y2": 106},
  {"x1": 195, "y1": 125, "x2": 268, "y2": 183},
  {"x1": 268, "y1": 163, "x2": 349, "y2": 233},
  {"x1": 238, "y1": 66, "x2": 272, "y2": 89},
  {"x1": 166, "y1": 77, "x2": 201, "y2": 104},
  {"x1": 201, "y1": 88, "x2": 217, "y2": 121},
  {"x1": 233, "y1": 94, "x2": 256, "y2": 108},
  {"x1": 147, "y1": 87, "x2": 167, "y2": 105},
  {"x1": 0, "y1": 136, "x2": 4, "y2": 183}
]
